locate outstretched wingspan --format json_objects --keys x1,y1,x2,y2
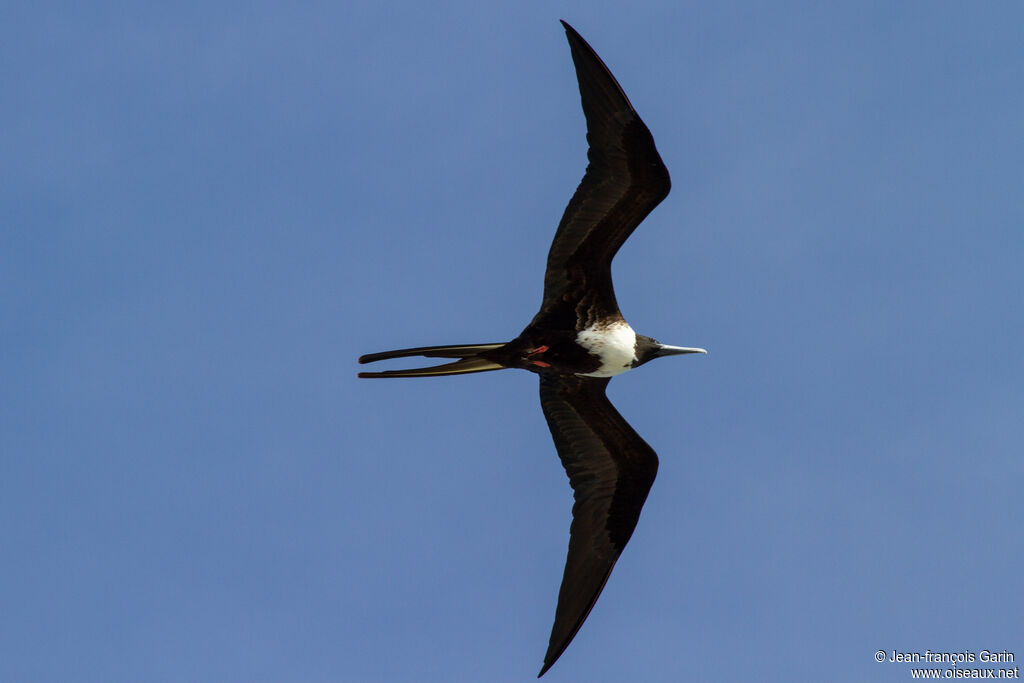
[
  {"x1": 534, "y1": 21, "x2": 671, "y2": 331},
  {"x1": 537, "y1": 373, "x2": 659, "y2": 676},
  {"x1": 358, "y1": 21, "x2": 699, "y2": 677}
]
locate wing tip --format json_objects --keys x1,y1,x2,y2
[{"x1": 559, "y1": 19, "x2": 583, "y2": 45}]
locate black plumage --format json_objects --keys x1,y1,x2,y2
[{"x1": 359, "y1": 21, "x2": 705, "y2": 676}]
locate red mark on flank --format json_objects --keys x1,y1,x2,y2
[{"x1": 526, "y1": 345, "x2": 551, "y2": 368}]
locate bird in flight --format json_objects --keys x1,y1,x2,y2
[{"x1": 359, "y1": 20, "x2": 705, "y2": 677}]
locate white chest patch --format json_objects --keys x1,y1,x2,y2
[{"x1": 575, "y1": 321, "x2": 638, "y2": 378}]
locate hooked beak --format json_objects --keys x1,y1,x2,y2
[{"x1": 653, "y1": 344, "x2": 707, "y2": 358}]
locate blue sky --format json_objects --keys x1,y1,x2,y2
[{"x1": 3, "y1": 2, "x2": 1023, "y2": 681}]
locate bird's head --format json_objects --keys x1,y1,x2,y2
[{"x1": 633, "y1": 335, "x2": 706, "y2": 368}]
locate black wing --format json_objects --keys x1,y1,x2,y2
[
  {"x1": 537, "y1": 374, "x2": 659, "y2": 677},
  {"x1": 534, "y1": 21, "x2": 671, "y2": 331}
]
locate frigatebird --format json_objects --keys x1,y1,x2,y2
[{"x1": 359, "y1": 21, "x2": 705, "y2": 676}]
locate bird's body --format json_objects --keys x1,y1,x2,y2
[
  {"x1": 359, "y1": 21, "x2": 705, "y2": 677},
  {"x1": 574, "y1": 321, "x2": 639, "y2": 377}
]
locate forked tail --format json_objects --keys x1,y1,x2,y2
[{"x1": 357, "y1": 343, "x2": 507, "y2": 378}]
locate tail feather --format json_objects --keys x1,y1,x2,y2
[
  {"x1": 357, "y1": 342, "x2": 507, "y2": 379},
  {"x1": 358, "y1": 343, "x2": 505, "y2": 364}
]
